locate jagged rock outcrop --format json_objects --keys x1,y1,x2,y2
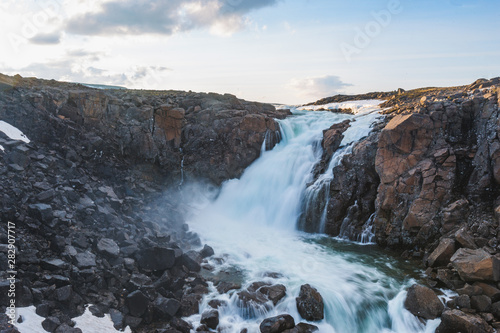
[{"x1": 0, "y1": 73, "x2": 289, "y2": 185}]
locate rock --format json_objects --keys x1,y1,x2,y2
[
  {"x1": 136, "y1": 247, "x2": 176, "y2": 271},
  {"x1": 217, "y1": 281, "x2": 241, "y2": 294},
  {"x1": 474, "y1": 282, "x2": 500, "y2": 302},
  {"x1": 471, "y1": 295, "x2": 492, "y2": 312},
  {"x1": 436, "y1": 309, "x2": 493, "y2": 333},
  {"x1": 170, "y1": 317, "x2": 193, "y2": 333},
  {"x1": 152, "y1": 297, "x2": 180, "y2": 319},
  {"x1": 283, "y1": 323, "x2": 319, "y2": 333},
  {"x1": 126, "y1": 290, "x2": 150, "y2": 317},
  {"x1": 451, "y1": 248, "x2": 500, "y2": 282},
  {"x1": 259, "y1": 314, "x2": 295, "y2": 333},
  {"x1": 404, "y1": 284, "x2": 444, "y2": 319},
  {"x1": 181, "y1": 253, "x2": 201, "y2": 272},
  {"x1": 74, "y1": 252, "x2": 96, "y2": 268},
  {"x1": 200, "y1": 309, "x2": 219, "y2": 330},
  {"x1": 96, "y1": 238, "x2": 120, "y2": 257},
  {"x1": 259, "y1": 284, "x2": 287, "y2": 305},
  {"x1": 427, "y1": 238, "x2": 455, "y2": 267},
  {"x1": 200, "y1": 245, "x2": 215, "y2": 258},
  {"x1": 55, "y1": 286, "x2": 73, "y2": 302},
  {"x1": 455, "y1": 295, "x2": 471, "y2": 309},
  {"x1": 109, "y1": 309, "x2": 124, "y2": 330},
  {"x1": 296, "y1": 284, "x2": 324, "y2": 321},
  {"x1": 455, "y1": 228, "x2": 478, "y2": 249},
  {"x1": 491, "y1": 301, "x2": 500, "y2": 318},
  {"x1": 41, "y1": 259, "x2": 68, "y2": 271},
  {"x1": 42, "y1": 317, "x2": 61, "y2": 332},
  {"x1": 28, "y1": 203, "x2": 53, "y2": 223}
]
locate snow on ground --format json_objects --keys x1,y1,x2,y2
[
  {"x1": 8, "y1": 306, "x2": 131, "y2": 333},
  {"x1": 296, "y1": 99, "x2": 385, "y2": 114},
  {"x1": 0, "y1": 120, "x2": 30, "y2": 143}
]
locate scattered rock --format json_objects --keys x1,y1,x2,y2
[
  {"x1": 436, "y1": 309, "x2": 493, "y2": 333},
  {"x1": 200, "y1": 310, "x2": 219, "y2": 330},
  {"x1": 451, "y1": 248, "x2": 500, "y2": 282},
  {"x1": 259, "y1": 314, "x2": 295, "y2": 333}
]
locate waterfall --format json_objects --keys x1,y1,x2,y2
[{"x1": 185, "y1": 101, "x2": 438, "y2": 333}]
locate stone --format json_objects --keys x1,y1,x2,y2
[
  {"x1": 55, "y1": 285, "x2": 72, "y2": 302},
  {"x1": 136, "y1": 247, "x2": 176, "y2": 271},
  {"x1": 96, "y1": 238, "x2": 120, "y2": 257},
  {"x1": 259, "y1": 314, "x2": 295, "y2": 333},
  {"x1": 28, "y1": 203, "x2": 53, "y2": 223},
  {"x1": 456, "y1": 295, "x2": 471, "y2": 309},
  {"x1": 436, "y1": 309, "x2": 493, "y2": 333},
  {"x1": 283, "y1": 323, "x2": 319, "y2": 333},
  {"x1": 126, "y1": 290, "x2": 150, "y2": 317},
  {"x1": 74, "y1": 252, "x2": 96, "y2": 268},
  {"x1": 42, "y1": 317, "x2": 61, "y2": 332},
  {"x1": 404, "y1": 284, "x2": 444, "y2": 319},
  {"x1": 109, "y1": 309, "x2": 124, "y2": 330},
  {"x1": 200, "y1": 245, "x2": 215, "y2": 258},
  {"x1": 170, "y1": 317, "x2": 193, "y2": 333},
  {"x1": 455, "y1": 227, "x2": 477, "y2": 249},
  {"x1": 296, "y1": 284, "x2": 324, "y2": 321},
  {"x1": 259, "y1": 284, "x2": 287, "y2": 305},
  {"x1": 471, "y1": 295, "x2": 492, "y2": 312},
  {"x1": 55, "y1": 324, "x2": 82, "y2": 333},
  {"x1": 474, "y1": 282, "x2": 500, "y2": 302},
  {"x1": 200, "y1": 310, "x2": 219, "y2": 330},
  {"x1": 181, "y1": 253, "x2": 201, "y2": 272},
  {"x1": 41, "y1": 259, "x2": 68, "y2": 271},
  {"x1": 217, "y1": 281, "x2": 241, "y2": 294},
  {"x1": 152, "y1": 297, "x2": 180, "y2": 319},
  {"x1": 427, "y1": 238, "x2": 455, "y2": 267},
  {"x1": 451, "y1": 248, "x2": 500, "y2": 282}
]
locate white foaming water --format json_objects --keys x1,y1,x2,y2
[{"x1": 186, "y1": 102, "x2": 440, "y2": 333}]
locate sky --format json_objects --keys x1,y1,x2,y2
[{"x1": 0, "y1": 0, "x2": 499, "y2": 104}]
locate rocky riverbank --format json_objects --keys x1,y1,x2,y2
[
  {"x1": 0, "y1": 73, "x2": 289, "y2": 332},
  {"x1": 310, "y1": 77, "x2": 500, "y2": 332}
]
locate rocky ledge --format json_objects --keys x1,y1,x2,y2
[
  {"x1": 307, "y1": 77, "x2": 500, "y2": 332},
  {"x1": 0, "y1": 73, "x2": 290, "y2": 332}
]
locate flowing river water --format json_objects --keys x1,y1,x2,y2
[{"x1": 184, "y1": 101, "x2": 444, "y2": 333}]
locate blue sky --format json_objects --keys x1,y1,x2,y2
[{"x1": 0, "y1": 0, "x2": 499, "y2": 104}]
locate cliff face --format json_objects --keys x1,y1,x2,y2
[
  {"x1": 0, "y1": 74, "x2": 288, "y2": 185},
  {"x1": 322, "y1": 78, "x2": 500, "y2": 253}
]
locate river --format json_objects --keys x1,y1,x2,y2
[{"x1": 184, "y1": 101, "x2": 443, "y2": 333}]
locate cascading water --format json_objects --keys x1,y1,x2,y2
[{"x1": 184, "y1": 101, "x2": 441, "y2": 333}]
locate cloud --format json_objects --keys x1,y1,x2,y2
[
  {"x1": 65, "y1": 0, "x2": 278, "y2": 36},
  {"x1": 29, "y1": 32, "x2": 62, "y2": 45},
  {"x1": 288, "y1": 75, "x2": 353, "y2": 99}
]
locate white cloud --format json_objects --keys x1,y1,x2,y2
[{"x1": 288, "y1": 75, "x2": 353, "y2": 100}]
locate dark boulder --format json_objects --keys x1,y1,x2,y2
[
  {"x1": 259, "y1": 314, "x2": 295, "y2": 333},
  {"x1": 296, "y1": 284, "x2": 324, "y2": 321},
  {"x1": 125, "y1": 290, "x2": 150, "y2": 317},
  {"x1": 200, "y1": 309, "x2": 219, "y2": 330},
  {"x1": 136, "y1": 247, "x2": 176, "y2": 271},
  {"x1": 404, "y1": 284, "x2": 443, "y2": 319}
]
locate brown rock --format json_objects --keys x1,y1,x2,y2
[
  {"x1": 455, "y1": 227, "x2": 478, "y2": 249},
  {"x1": 436, "y1": 309, "x2": 494, "y2": 333},
  {"x1": 451, "y1": 248, "x2": 500, "y2": 282},
  {"x1": 427, "y1": 238, "x2": 456, "y2": 267},
  {"x1": 296, "y1": 284, "x2": 324, "y2": 321},
  {"x1": 474, "y1": 282, "x2": 500, "y2": 302},
  {"x1": 404, "y1": 284, "x2": 444, "y2": 319}
]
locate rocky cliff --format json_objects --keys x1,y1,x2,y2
[
  {"x1": 315, "y1": 77, "x2": 500, "y2": 332},
  {"x1": 0, "y1": 74, "x2": 289, "y2": 186},
  {"x1": 0, "y1": 73, "x2": 289, "y2": 333}
]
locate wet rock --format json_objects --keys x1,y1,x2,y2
[
  {"x1": 217, "y1": 281, "x2": 241, "y2": 294},
  {"x1": 474, "y1": 282, "x2": 500, "y2": 302},
  {"x1": 436, "y1": 309, "x2": 493, "y2": 333},
  {"x1": 259, "y1": 314, "x2": 295, "y2": 333},
  {"x1": 455, "y1": 295, "x2": 471, "y2": 309},
  {"x1": 200, "y1": 309, "x2": 219, "y2": 330},
  {"x1": 427, "y1": 238, "x2": 456, "y2": 267},
  {"x1": 200, "y1": 245, "x2": 215, "y2": 258},
  {"x1": 180, "y1": 293, "x2": 202, "y2": 317},
  {"x1": 404, "y1": 284, "x2": 444, "y2": 319},
  {"x1": 283, "y1": 323, "x2": 319, "y2": 333},
  {"x1": 170, "y1": 317, "x2": 193, "y2": 333},
  {"x1": 451, "y1": 248, "x2": 500, "y2": 282},
  {"x1": 96, "y1": 238, "x2": 120, "y2": 257},
  {"x1": 125, "y1": 290, "x2": 150, "y2": 317},
  {"x1": 259, "y1": 284, "x2": 287, "y2": 305},
  {"x1": 181, "y1": 253, "x2": 201, "y2": 272},
  {"x1": 296, "y1": 284, "x2": 324, "y2": 321}
]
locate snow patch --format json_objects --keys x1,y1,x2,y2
[
  {"x1": 297, "y1": 99, "x2": 384, "y2": 114},
  {"x1": 8, "y1": 306, "x2": 131, "y2": 333},
  {"x1": 0, "y1": 120, "x2": 30, "y2": 143}
]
